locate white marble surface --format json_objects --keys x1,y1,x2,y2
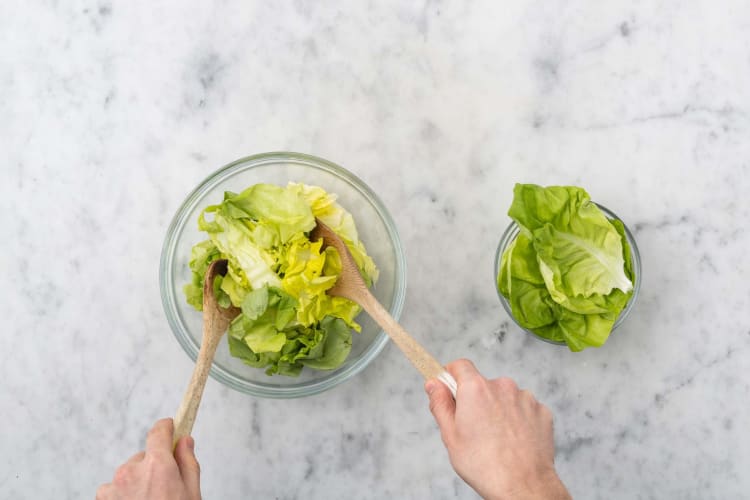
[{"x1": 3, "y1": 1, "x2": 750, "y2": 498}]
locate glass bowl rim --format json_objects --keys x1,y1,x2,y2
[
  {"x1": 159, "y1": 151, "x2": 407, "y2": 398},
  {"x1": 493, "y1": 202, "x2": 642, "y2": 347}
]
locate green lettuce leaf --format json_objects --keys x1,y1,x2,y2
[
  {"x1": 185, "y1": 183, "x2": 378, "y2": 376},
  {"x1": 498, "y1": 234, "x2": 557, "y2": 329},
  {"x1": 611, "y1": 218, "x2": 634, "y2": 282},
  {"x1": 218, "y1": 269, "x2": 248, "y2": 307},
  {"x1": 228, "y1": 311, "x2": 352, "y2": 375},
  {"x1": 296, "y1": 316, "x2": 353, "y2": 369},
  {"x1": 288, "y1": 182, "x2": 379, "y2": 285},
  {"x1": 225, "y1": 183, "x2": 315, "y2": 243},
  {"x1": 183, "y1": 240, "x2": 222, "y2": 311},
  {"x1": 509, "y1": 184, "x2": 632, "y2": 300},
  {"x1": 499, "y1": 184, "x2": 636, "y2": 351},
  {"x1": 531, "y1": 309, "x2": 617, "y2": 350},
  {"x1": 498, "y1": 236, "x2": 619, "y2": 349}
]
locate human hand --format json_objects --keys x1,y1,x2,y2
[
  {"x1": 96, "y1": 418, "x2": 201, "y2": 500},
  {"x1": 425, "y1": 360, "x2": 570, "y2": 500}
]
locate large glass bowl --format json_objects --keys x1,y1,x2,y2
[
  {"x1": 494, "y1": 204, "x2": 641, "y2": 347},
  {"x1": 160, "y1": 152, "x2": 406, "y2": 398}
]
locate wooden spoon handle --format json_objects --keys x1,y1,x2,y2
[
  {"x1": 358, "y1": 290, "x2": 457, "y2": 397},
  {"x1": 173, "y1": 333, "x2": 222, "y2": 448}
]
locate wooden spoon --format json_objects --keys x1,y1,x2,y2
[
  {"x1": 311, "y1": 219, "x2": 457, "y2": 397},
  {"x1": 173, "y1": 259, "x2": 240, "y2": 447}
]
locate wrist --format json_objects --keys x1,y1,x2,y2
[{"x1": 485, "y1": 468, "x2": 570, "y2": 500}]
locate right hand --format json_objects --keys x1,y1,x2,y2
[{"x1": 425, "y1": 359, "x2": 570, "y2": 500}]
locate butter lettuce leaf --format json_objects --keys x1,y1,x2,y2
[
  {"x1": 611, "y1": 218, "x2": 634, "y2": 282},
  {"x1": 498, "y1": 234, "x2": 557, "y2": 329},
  {"x1": 184, "y1": 240, "x2": 222, "y2": 311},
  {"x1": 531, "y1": 309, "x2": 617, "y2": 350},
  {"x1": 225, "y1": 183, "x2": 315, "y2": 243},
  {"x1": 226, "y1": 285, "x2": 353, "y2": 373},
  {"x1": 297, "y1": 316, "x2": 353, "y2": 370},
  {"x1": 207, "y1": 211, "x2": 281, "y2": 290},
  {"x1": 185, "y1": 183, "x2": 377, "y2": 376},
  {"x1": 510, "y1": 184, "x2": 632, "y2": 299},
  {"x1": 499, "y1": 184, "x2": 635, "y2": 351},
  {"x1": 288, "y1": 182, "x2": 379, "y2": 285}
]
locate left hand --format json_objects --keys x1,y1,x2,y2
[{"x1": 96, "y1": 418, "x2": 201, "y2": 500}]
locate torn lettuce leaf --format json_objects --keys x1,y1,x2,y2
[{"x1": 184, "y1": 182, "x2": 377, "y2": 375}]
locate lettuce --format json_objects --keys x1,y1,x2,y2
[
  {"x1": 184, "y1": 183, "x2": 377, "y2": 376},
  {"x1": 288, "y1": 183, "x2": 379, "y2": 285},
  {"x1": 499, "y1": 184, "x2": 634, "y2": 351}
]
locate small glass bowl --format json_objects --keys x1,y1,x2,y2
[
  {"x1": 160, "y1": 152, "x2": 406, "y2": 398},
  {"x1": 494, "y1": 204, "x2": 641, "y2": 346}
]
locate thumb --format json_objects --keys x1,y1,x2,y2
[
  {"x1": 425, "y1": 379, "x2": 456, "y2": 438},
  {"x1": 174, "y1": 436, "x2": 201, "y2": 500}
]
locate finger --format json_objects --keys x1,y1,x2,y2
[
  {"x1": 113, "y1": 463, "x2": 135, "y2": 487},
  {"x1": 145, "y1": 418, "x2": 175, "y2": 455},
  {"x1": 125, "y1": 451, "x2": 145, "y2": 465},
  {"x1": 425, "y1": 379, "x2": 456, "y2": 440},
  {"x1": 539, "y1": 403, "x2": 553, "y2": 424},
  {"x1": 516, "y1": 389, "x2": 539, "y2": 415},
  {"x1": 445, "y1": 358, "x2": 481, "y2": 384},
  {"x1": 491, "y1": 376, "x2": 519, "y2": 395},
  {"x1": 519, "y1": 388, "x2": 532, "y2": 397},
  {"x1": 95, "y1": 483, "x2": 114, "y2": 500},
  {"x1": 175, "y1": 436, "x2": 201, "y2": 500}
]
